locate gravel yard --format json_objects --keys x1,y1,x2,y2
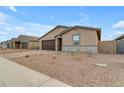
[
  {"x1": 0, "y1": 48, "x2": 30, "y2": 54},
  {"x1": 2, "y1": 50, "x2": 124, "y2": 87}
]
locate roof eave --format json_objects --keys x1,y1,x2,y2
[
  {"x1": 39, "y1": 25, "x2": 69, "y2": 40},
  {"x1": 55, "y1": 26, "x2": 101, "y2": 38}
]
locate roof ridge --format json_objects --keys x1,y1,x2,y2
[
  {"x1": 55, "y1": 25, "x2": 101, "y2": 38},
  {"x1": 19, "y1": 35, "x2": 39, "y2": 38},
  {"x1": 74, "y1": 25, "x2": 101, "y2": 30},
  {"x1": 56, "y1": 25, "x2": 70, "y2": 28}
]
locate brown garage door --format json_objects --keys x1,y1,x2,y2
[
  {"x1": 22, "y1": 42, "x2": 28, "y2": 49},
  {"x1": 42, "y1": 40, "x2": 55, "y2": 50}
]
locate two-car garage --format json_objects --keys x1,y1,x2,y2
[{"x1": 42, "y1": 40, "x2": 55, "y2": 50}]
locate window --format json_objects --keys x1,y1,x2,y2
[{"x1": 72, "y1": 34, "x2": 80, "y2": 45}]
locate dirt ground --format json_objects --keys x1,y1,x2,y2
[
  {"x1": 0, "y1": 48, "x2": 30, "y2": 54},
  {"x1": 1, "y1": 49, "x2": 124, "y2": 87}
]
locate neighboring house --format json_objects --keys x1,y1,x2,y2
[
  {"x1": 6, "y1": 40, "x2": 10, "y2": 48},
  {"x1": 39, "y1": 25, "x2": 101, "y2": 53},
  {"x1": 9, "y1": 35, "x2": 39, "y2": 49},
  {"x1": 98, "y1": 35, "x2": 124, "y2": 54},
  {"x1": 1, "y1": 41, "x2": 8, "y2": 48},
  {"x1": 115, "y1": 35, "x2": 124, "y2": 54}
]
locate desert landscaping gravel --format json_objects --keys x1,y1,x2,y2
[{"x1": 1, "y1": 49, "x2": 124, "y2": 87}]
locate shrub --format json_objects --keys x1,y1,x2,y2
[{"x1": 26, "y1": 55, "x2": 29, "y2": 58}]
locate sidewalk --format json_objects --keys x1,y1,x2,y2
[{"x1": 0, "y1": 57, "x2": 71, "y2": 87}]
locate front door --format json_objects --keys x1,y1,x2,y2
[
  {"x1": 58, "y1": 38, "x2": 62, "y2": 51},
  {"x1": 22, "y1": 42, "x2": 28, "y2": 49}
]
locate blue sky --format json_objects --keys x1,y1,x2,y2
[{"x1": 0, "y1": 6, "x2": 124, "y2": 41}]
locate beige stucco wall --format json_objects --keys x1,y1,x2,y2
[
  {"x1": 29, "y1": 41, "x2": 39, "y2": 49},
  {"x1": 39, "y1": 27, "x2": 67, "y2": 49},
  {"x1": 61, "y1": 28, "x2": 99, "y2": 52},
  {"x1": 62, "y1": 28, "x2": 99, "y2": 46},
  {"x1": 98, "y1": 41, "x2": 116, "y2": 54}
]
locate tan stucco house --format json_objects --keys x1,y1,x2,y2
[
  {"x1": 9, "y1": 35, "x2": 39, "y2": 49},
  {"x1": 39, "y1": 25, "x2": 101, "y2": 53}
]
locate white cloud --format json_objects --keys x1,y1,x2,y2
[
  {"x1": 114, "y1": 31, "x2": 124, "y2": 35},
  {"x1": 26, "y1": 32, "x2": 34, "y2": 35},
  {"x1": 75, "y1": 7, "x2": 90, "y2": 25},
  {"x1": 109, "y1": 21, "x2": 124, "y2": 40},
  {"x1": 112, "y1": 21, "x2": 124, "y2": 29},
  {"x1": 21, "y1": 22, "x2": 54, "y2": 36},
  {"x1": 79, "y1": 6, "x2": 83, "y2": 10},
  {"x1": 4, "y1": 27, "x2": 12, "y2": 31},
  {"x1": 20, "y1": 12, "x2": 27, "y2": 16},
  {"x1": 108, "y1": 31, "x2": 124, "y2": 39},
  {"x1": 8, "y1": 6, "x2": 17, "y2": 12},
  {"x1": 62, "y1": 8, "x2": 91, "y2": 26},
  {"x1": 15, "y1": 26, "x2": 26, "y2": 33},
  {"x1": 13, "y1": 22, "x2": 53, "y2": 37},
  {"x1": 0, "y1": 32, "x2": 8, "y2": 35},
  {"x1": 77, "y1": 12, "x2": 89, "y2": 22},
  {"x1": 60, "y1": 12, "x2": 91, "y2": 26},
  {"x1": 14, "y1": 24, "x2": 52, "y2": 37},
  {"x1": 0, "y1": 12, "x2": 7, "y2": 25},
  {"x1": 0, "y1": 11, "x2": 54, "y2": 41}
]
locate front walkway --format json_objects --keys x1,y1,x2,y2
[{"x1": 0, "y1": 57, "x2": 71, "y2": 87}]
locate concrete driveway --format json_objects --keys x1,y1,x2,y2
[{"x1": 0, "y1": 57, "x2": 71, "y2": 87}]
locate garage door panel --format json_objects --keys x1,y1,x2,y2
[
  {"x1": 22, "y1": 42, "x2": 28, "y2": 49},
  {"x1": 116, "y1": 40, "x2": 124, "y2": 54},
  {"x1": 42, "y1": 40, "x2": 55, "y2": 50}
]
